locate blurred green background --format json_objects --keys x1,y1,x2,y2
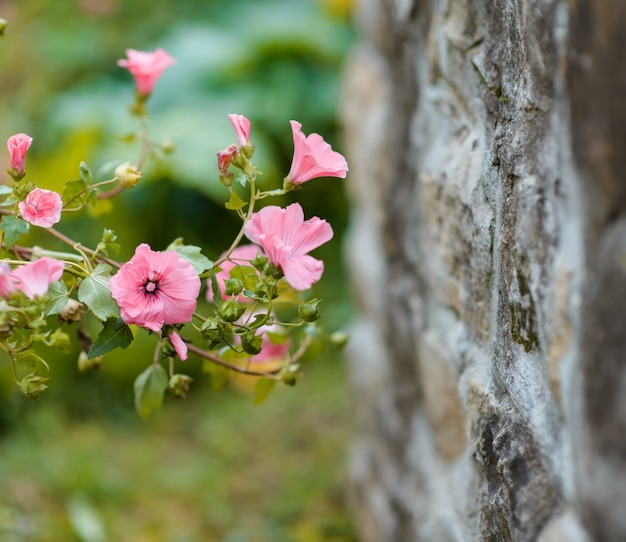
[{"x1": 0, "y1": 0, "x2": 357, "y2": 540}]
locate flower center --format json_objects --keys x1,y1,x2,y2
[{"x1": 144, "y1": 280, "x2": 158, "y2": 294}]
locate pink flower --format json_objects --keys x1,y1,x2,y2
[
  {"x1": 228, "y1": 114, "x2": 251, "y2": 147},
  {"x1": 244, "y1": 203, "x2": 333, "y2": 291},
  {"x1": 117, "y1": 48, "x2": 176, "y2": 96},
  {"x1": 217, "y1": 144, "x2": 238, "y2": 174},
  {"x1": 169, "y1": 330, "x2": 188, "y2": 361},
  {"x1": 7, "y1": 133, "x2": 33, "y2": 175},
  {"x1": 208, "y1": 244, "x2": 263, "y2": 302},
  {"x1": 19, "y1": 188, "x2": 62, "y2": 228},
  {"x1": 0, "y1": 258, "x2": 65, "y2": 299},
  {"x1": 286, "y1": 120, "x2": 348, "y2": 185},
  {"x1": 109, "y1": 244, "x2": 200, "y2": 333}
]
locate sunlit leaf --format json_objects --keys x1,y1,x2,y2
[
  {"x1": 78, "y1": 263, "x2": 119, "y2": 321},
  {"x1": 46, "y1": 280, "x2": 69, "y2": 316},
  {"x1": 225, "y1": 191, "x2": 247, "y2": 210},
  {"x1": 167, "y1": 238, "x2": 213, "y2": 273}
]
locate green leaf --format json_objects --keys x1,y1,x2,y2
[
  {"x1": 46, "y1": 280, "x2": 69, "y2": 316},
  {"x1": 253, "y1": 378, "x2": 276, "y2": 405},
  {"x1": 79, "y1": 161, "x2": 93, "y2": 185},
  {"x1": 225, "y1": 191, "x2": 247, "y2": 211},
  {"x1": 0, "y1": 215, "x2": 29, "y2": 248},
  {"x1": 0, "y1": 185, "x2": 14, "y2": 196},
  {"x1": 62, "y1": 178, "x2": 88, "y2": 209},
  {"x1": 78, "y1": 263, "x2": 119, "y2": 321},
  {"x1": 134, "y1": 364, "x2": 168, "y2": 419},
  {"x1": 229, "y1": 265, "x2": 260, "y2": 291},
  {"x1": 89, "y1": 317, "x2": 133, "y2": 358},
  {"x1": 166, "y1": 238, "x2": 213, "y2": 273}
]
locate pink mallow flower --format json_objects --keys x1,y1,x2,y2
[
  {"x1": 7, "y1": 133, "x2": 33, "y2": 175},
  {"x1": 208, "y1": 244, "x2": 264, "y2": 302},
  {"x1": 117, "y1": 48, "x2": 176, "y2": 96},
  {"x1": 0, "y1": 258, "x2": 64, "y2": 299},
  {"x1": 19, "y1": 188, "x2": 63, "y2": 228},
  {"x1": 285, "y1": 120, "x2": 348, "y2": 185},
  {"x1": 109, "y1": 244, "x2": 201, "y2": 333},
  {"x1": 244, "y1": 202, "x2": 333, "y2": 291},
  {"x1": 228, "y1": 114, "x2": 251, "y2": 147}
]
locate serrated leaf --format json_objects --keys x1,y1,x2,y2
[
  {"x1": 253, "y1": 378, "x2": 276, "y2": 405},
  {"x1": 0, "y1": 215, "x2": 29, "y2": 248},
  {"x1": 78, "y1": 263, "x2": 119, "y2": 321},
  {"x1": 134, "y1": 364, "x2": 168, "y2": 419},
  {"x1": 89, "y1": 317, "x2": 133, "y2": 358},
  {"x1": 46, "y1": 280, "x2": 69, "y2": 316},
  {"x1": 166, "y1": 238, "x2": 212, "y2": 273},
  {"x1": 225, "y1": 191, "x2": 247, "y2": 211}
]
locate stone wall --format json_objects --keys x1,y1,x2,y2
[{"x1": 342, "y1": 1, "x2": 626, "y2": 540}]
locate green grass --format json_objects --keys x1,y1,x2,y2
[{"x1": 0, "y1": 357, "x2": 356, "y2": 542}]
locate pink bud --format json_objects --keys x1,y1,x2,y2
[
  {"x1": 7, "y1": 133, "x2": 33, "y2": 175},
  {"x1": 117, "y1": 48, "x2": 176, "y2": 96},
  {"x1": 217, "y1": 144, "x2": 238, "y2": 174},
  {"x1": 228, "y1": 114, "x2": 251, "y2": 147}
]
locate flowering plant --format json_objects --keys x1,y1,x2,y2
[{"x1": 1, "y1": 39, "x2": 348, "y2": 416}]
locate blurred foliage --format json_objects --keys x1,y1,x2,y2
[
  {"x1": 0, "y1": 358, "x2": 356, "y2": 541},
  {"x1": 0, "y1": 0, "x2": 357, "y2": 539}
]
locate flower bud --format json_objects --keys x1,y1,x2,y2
[
  {"x1": 281, "y1": 365, "x2": 299, "y2": 386},
  {"x1": 299, "y1": 298, "x2": 321, "y2": 322},
  {"x1": 78, "y1": 351, "x2": 104, "y2": 372},
  {"x1": 218, "y1": 297, "x2": 246, "y2": 322},
  {"x1": 250, "y1": 254, "x2": 268, "y2": 271},
  {"x1": 201, "y1": 318, "x2": 223, "y2": 347},
  {"x1": 161, "y1": 139, "x2": 175, "y2": 154},
  {"x1": 219, "y1": 172, "x2": 234, "y2": 187},
  {"x1": 115, "y1": 162, "x2": 142, "y2": 188},
  {"x1": 224, "y1": 278, "x2": 244, "y2": 296},
  {"x1": 169, "y1": 373, "x2": 193, "y2": 398},
  {"x1": 263, "y1": 262, "x2": 284, "y2": 280},
  {"x1": 241, "y1": 332, "x2": 263, "y2": 355},
  {"x1": 329, "y1": 331, "x2": 349, "y2": 349},
  {"x1": 0, "y1": 19, "x2": 7, "y2": 38},
  {"x1": 58, "y1": 298, "x2": 83, "y2": 323},
  {"x1": 20, "y1": 372, "x2": 49, "y2": 399}
]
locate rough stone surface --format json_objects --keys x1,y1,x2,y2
[{"x1": 342, "y1": 0, "x2": 626, "y2": 540}]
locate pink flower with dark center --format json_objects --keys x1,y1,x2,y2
[
  {"x1": 228, "y1": 114, "x2": 251, "y2": 147},
  {"x1": 207, "y1": 244, "x2": 264, "y2": 302},
  {"x1": 285, "y1": 120, "x2": 348, "y2": 185},
  {"x1": 109, "y1": 244, "x2": 200, "y2": 333},
  {"x1": 244, "y1": 203, "x2": 333, "y2": 291},
  {"x1": 169, "y1": 330, "x2": 188, "y2": 361},
  {"x1": 217, "y1": 144, "x2": 238, "y2": 174},
  {"x1": 7, "y1": 133, "x2": 33, "y2": 175},
  {"x1": 117, "y1": 48, "x2": 176, "y2": 96},
  {"x1": 0, "y1": 258, "x2": 65, "y2": 299},
  {"x1": 19, "y1": 188, "x2": 63, "y2": 228}
]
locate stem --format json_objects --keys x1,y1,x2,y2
[
  {"x1": 215, "y1": 176, "x2": 256, "y2": 267},
  {"x1": 64, "y1": 178, "x2": 117, "y2": 209},
  {"x1": 46, "y1": 227, "x2": 121, "y2": 269},
  {"x1": 186, "y1": 343, "x2": 278, "y2": 377}
]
